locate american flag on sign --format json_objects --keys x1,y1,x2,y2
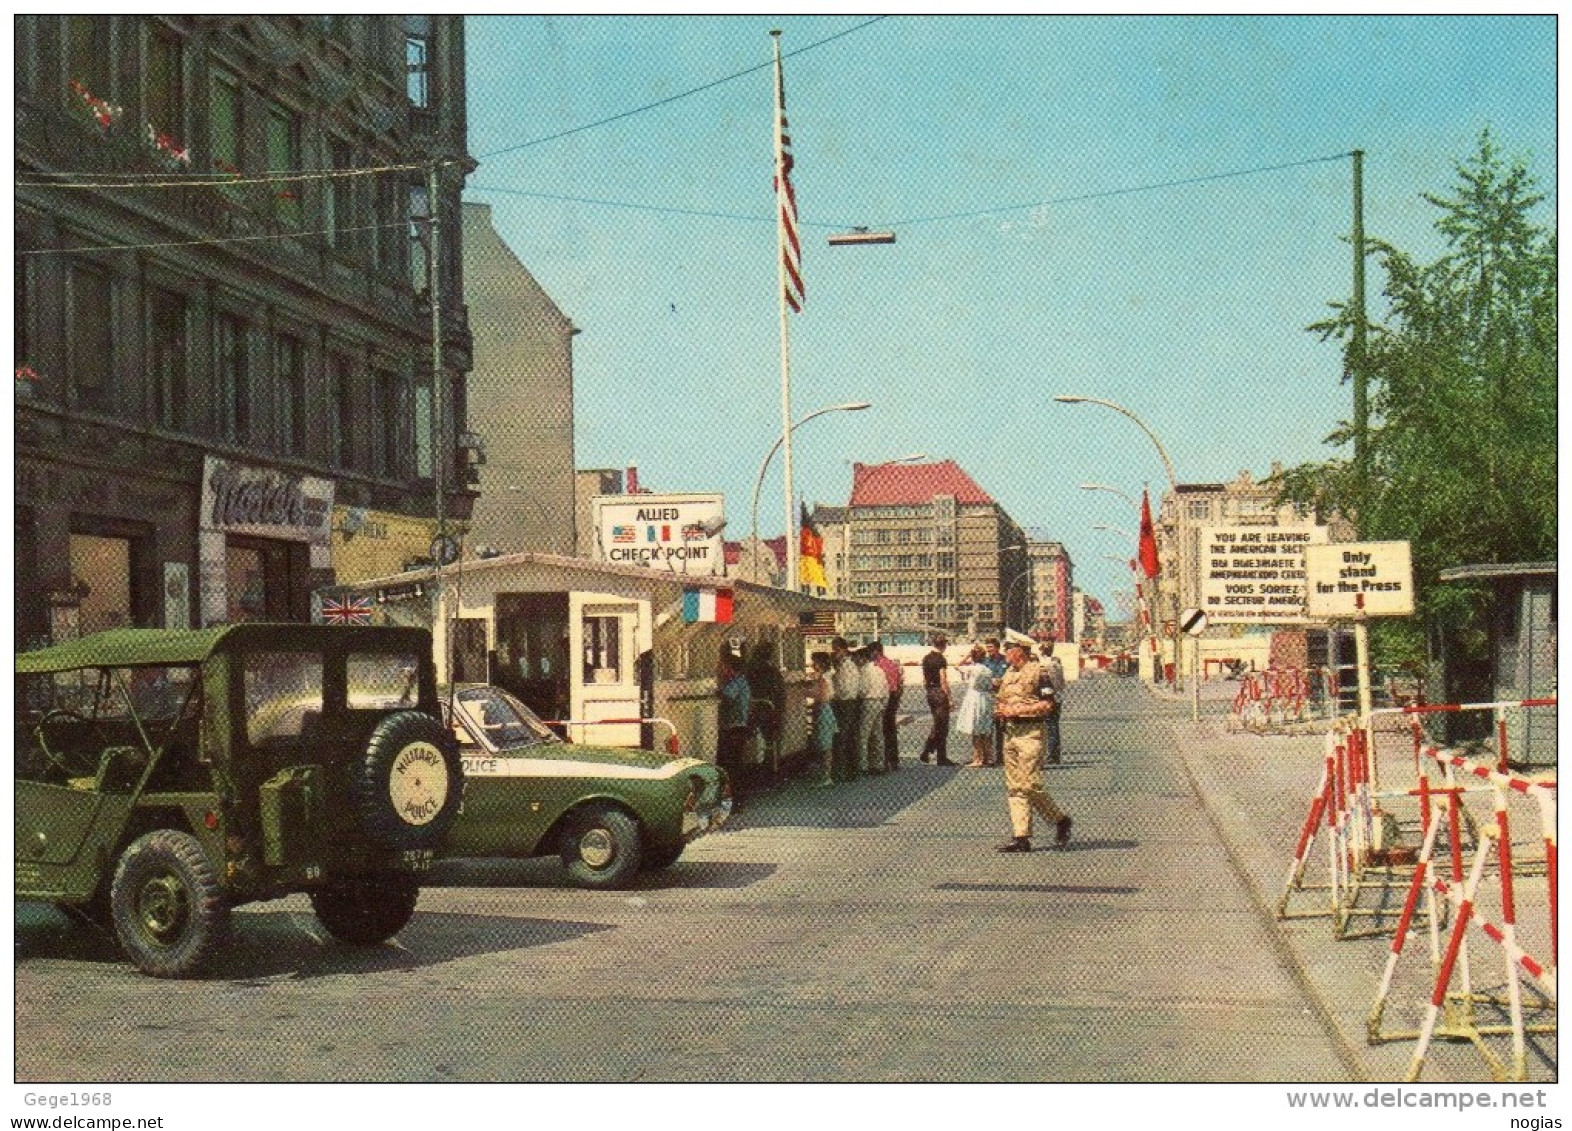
[
  {"x1": 612, "y1": 524, "x2": 636, "y2": 544},
  {"x1": 321, "y1": 595, "x2": 373, "y2": 625}
]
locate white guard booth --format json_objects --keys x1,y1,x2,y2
[{"x1": 331, "y1": 551, "x2": 874, "y2": 764}]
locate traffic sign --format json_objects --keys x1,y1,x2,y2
[{"x1": 1180, "y1": 608, "x2": 1208, "y2": 637}]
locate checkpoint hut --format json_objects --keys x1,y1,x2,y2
[
  {"x1": 327, "y1": 551, "x2": 874, "y2": 768},
  {"x1": 1437, "y1": 561, "x2": 1556, "y2": 768}
]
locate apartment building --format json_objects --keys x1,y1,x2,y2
[
  {"x1": 14, "y1": 15, "x2": 472, "y2": 647},
  {"x1": 844, "y1": 460, "x2": 1028, "y2": 638}
]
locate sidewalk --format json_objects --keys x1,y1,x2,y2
[{"x1": 1162, "y1": 677, "x2": 1557, "y2": 1084}]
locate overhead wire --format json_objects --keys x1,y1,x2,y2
[{"x1": 473, "y1": 16, "x2": 889, "y2": 161}]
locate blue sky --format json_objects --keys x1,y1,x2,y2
[{"x1": 463, "y1": 13, "x2": 1556, "y2": 611}]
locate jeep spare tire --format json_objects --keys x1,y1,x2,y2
[{"x1": 352, "y1": 711, "x2": 461, "y2": 851}]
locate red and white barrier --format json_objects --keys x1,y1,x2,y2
[{"x1": 1360, "y1": 743, "x2": 1556, "y2": 1081}]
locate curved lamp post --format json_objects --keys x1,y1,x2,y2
[
  {"x1": 1058, "y1": 394, "x2": 1196, "y2": 715},
  {"x1": 1054, "y1": 396, "x2": 1178, "y2": 490},
  {"x1": 750, "y1": 401, "x2": 871, "y2": 584}
]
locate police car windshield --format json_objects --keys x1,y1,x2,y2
[{"x1": 454, "y1": 686, "x2": 559, "y2": 750}]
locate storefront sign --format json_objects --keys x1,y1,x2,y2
[
  {"x1": 1304, "y1": 541, "x2": 1415, "y2": 618},
  {"x1": 202, "y1": 456, "x2": 334, "y2": 559},
  {"x1": 1200, "y1": 523, "x2": 1328, "y2": 623},
  {"x1": 591, "y1": 493, "x2": 725, "y2": 575}
]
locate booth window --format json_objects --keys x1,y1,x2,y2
[{"x1": 583, "y1": 616, "x2": 624, "y2": 685}]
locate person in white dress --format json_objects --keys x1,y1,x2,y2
[{"x1": 953, "y1": 643, "x2": 997, "y2": 767}]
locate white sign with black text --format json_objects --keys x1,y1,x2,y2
[
  {"x1": 1200, "y1": 523, "x2": 1328, "y2": 623},
  {"x1": 1303, "y1": 541, "x2": 1415, "y2": 618},
  {"x1": 591, "y1": 493, "x2": 726, "y2": 576}
]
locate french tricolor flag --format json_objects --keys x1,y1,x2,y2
[{"x1": 682, "y1": 587, "x2": 734, "y2": 624}]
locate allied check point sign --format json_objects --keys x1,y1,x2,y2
[{"x1": 1303, "y1": 541, "x2": 1414, "y2": 619}]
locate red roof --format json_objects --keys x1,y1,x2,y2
[{"x1": 849, "y1": 459, "x2": 993, "y2": 507}]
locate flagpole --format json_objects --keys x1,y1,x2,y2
[{"x1": 772, "y1": 30, "x2": 799, "y2": 594}]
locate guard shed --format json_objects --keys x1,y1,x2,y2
[
  {"x1": 1437, "y1": 561, "x2": 1557, "y2": 767},
  {"x1": 327, "y1": 551, "x2": 875, "y2": 769}
]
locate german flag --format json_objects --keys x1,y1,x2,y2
[{"x1": 799, "y1": 502, "x2": 827, "y2": 593}]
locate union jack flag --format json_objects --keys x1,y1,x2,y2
[
  {"x1": 321, "y1": 595, "x2": 373, "y2": 625},
  {"x1": 681, "y1": 523, "x2": 707, "y2": 542}
]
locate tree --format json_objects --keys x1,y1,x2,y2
[{"x1": 1276, "y1": 131, "x2": 1556, "y2": 677}]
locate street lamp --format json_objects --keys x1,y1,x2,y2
[
  {"x1": 1079, "y1": 482, "x2": 1139, "y2": 509},
  {"x1": 1058, "y1": 394, "x2": 1191, "y2": 711},
  {"x1": 750, "y1": 401, "x2": 871, "y2": 584},
  {"x1": 1091, "y1": 523, "x2": 1136, "y2": 545},
  {"x1": 1054, "y1": 396, "x2": 1178, "y2": 490}
]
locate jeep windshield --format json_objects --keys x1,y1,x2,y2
[{"x1": 450, "y1": 685, "x2": 560, "y2": 752}]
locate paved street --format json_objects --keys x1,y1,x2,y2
[{"x1": 13, "y1": 676, "x2": 1550, "y2": 1083}]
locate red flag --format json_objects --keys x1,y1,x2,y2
[
  {"x1": 773, "y1": 38, "x2": 804, "y2": 313},
  {"x1": 1138, "y1": 490, "x2": 1161, "y2": 580}
]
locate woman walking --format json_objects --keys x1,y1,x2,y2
[
  {"x1": 807, "y1": 651, "x2": 838, "y2": 786},
  {"x1": 953, "y1": 643, "x2": 997, "y2": 767}
]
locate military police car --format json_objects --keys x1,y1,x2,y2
[{"x1": 443, "y1": 684, "x2": 731, "y2": 888}]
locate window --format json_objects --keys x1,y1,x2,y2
[
  {"x1": 216, "y1": 313, "x2": 249, "y2": 442},
  {"x1": 582, "y1": 615, "x2": 625, "y2": 685},
  {"x1": 937, "y1": 552, "x2": 955, "y2": 573},
  {"x1": 243, "y1": 652, "x2": 322, "y2": 744},
  {"x1": 209, "y1": 70, "x2": 241, "y2": 171},
  {"x1": 328, "y1": 354, "x2": 354, "y2": 468},
  {"x1": 404, "y1": 16, "x2": 430, "y2": 108},
  {"x1": 373, "y1": 368, "x2": 401, "y2": 477},
  {"x1": 66, "y1": 16, "x2": 112, "y2": 103},
  {"x1": 408, "y1": 182, "x2": 430, "y2": 291},
  {"x1": 1187, "y1": 499, "x2": 1213, "y2": 521},
  {"x1": 325, "y1": 138, "x2": 355, "y2": 251},
  {"x1": 67, "y1": 263, "x2": 113, "y2": 412},
  {"x1": 375, "y1": 177, "x2": 404, "y2": 273},
  {"x1": 348, "y1": 653, "x2": 422, "y2": 708},
  {"x1": 148, "y1": 288, "x2": 187, "y2": 430},
  {"x1": 414, "y1": 384, "x2": 432, "y2": 477},
  {"x1": 145, "y1": 26, "x2": 183, "y2": 143},
  {"x1": 275, "y1": 335, "x2": 305, "y2": 455},
  {"x1": 266, "y1": 104, "x2": 301, "y2": 227}
]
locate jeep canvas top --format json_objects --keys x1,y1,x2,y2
[{"x1": 15, "y1": 623, "x2": 463, "y2": 976}]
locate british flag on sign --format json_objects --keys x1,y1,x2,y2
[{"x1": 321, "y1": 595, "x2": 373, "y2": 625}]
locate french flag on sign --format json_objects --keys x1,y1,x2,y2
[{"x1": 682, "y1": 587, "x2": 734, "y2": 624}]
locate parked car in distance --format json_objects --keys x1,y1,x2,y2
[
  {"x1": 14, "y1": 624, "x2": 463, "y2": 977},
  {"x1": 443, "y1": 684, "x2": 731, "y2": 888}
]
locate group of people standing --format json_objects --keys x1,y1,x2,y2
[
  {"x1": 920, "y1": 632, "x2": 1072, "y2": 852},
  {"x1": 806, "y1": 637, "x2": 904, "y2": 784}
]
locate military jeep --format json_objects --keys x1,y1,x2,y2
[{"x1": 15, "y1": 623, "x2": 462, "y2": 977}]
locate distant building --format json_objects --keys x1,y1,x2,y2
[
  {"x1": 845, "y1": 460, "x2": 1028, "y2": 638},
  {"x1": 1023, "y1": 535, "x2": 1074, "y2": 642},
  {"x1": 574, "y1": 468, "x2": 624, "y2": 561},
  {"x1": 463, "y1": 201, "x2": 578, "y2": 556}
]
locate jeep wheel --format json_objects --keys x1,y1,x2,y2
[
  {"x1": 310, "y1": 872, "x2": 419, "y2": 946},
  {"x1": 109, "y1": 830, "x2": 228, "y2": 978},
  {"x1": 560, "y1": 805, "x2": 642, "y2": 889},
  {"x1": 353, "y1": 711, "x2": 461, "y2": 851},
  {"x1": 641, "y1": 842, "x2": 685, "y2": 871}
]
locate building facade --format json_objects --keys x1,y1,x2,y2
[
  {"x1": 463, "y1": 201, "x2": 577, "y2": 558},
  {"x1": 15, "y1": 15, "x2": 473, "y2": 647},
  {"x1": 843, "y1": 460, "x2": 1028, "y2": 638},
  {"x1": 1024, "y1": 535, "x2": 1074, "y2": 642}
]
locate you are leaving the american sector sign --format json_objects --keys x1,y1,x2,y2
[
  {"x1": 1303, "y1": 541, "x2": 1414, "y2": 619},
  {"x1": 1200, "y1": 523, "x2": 1327, "y2": 623}
]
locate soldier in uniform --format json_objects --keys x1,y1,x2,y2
[{"x1": 991, "y1": 639, "x2": 1072, "y2": 853}]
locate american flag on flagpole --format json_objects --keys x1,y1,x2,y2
[
  {"x1": 773, "y1": 37, "x2": 804, "y2": 313},
  {"x1": 321, "y1": 595, "x2": 373, "y2": 625}
]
